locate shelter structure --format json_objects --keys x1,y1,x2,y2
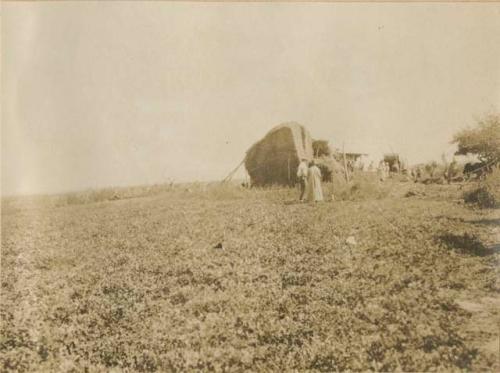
[
  {"x1": 332, "y1": 149, "x2": 368, "y2": 163},
  {"x1": 245, "y1": 122, "x2": 314, "y2": 186},
  {"x1": 383, "y1": 153, "x2": 401, "y2": 172},
  {"x1": 344, "y1": 152, "x2": 368, "y2": 163}
]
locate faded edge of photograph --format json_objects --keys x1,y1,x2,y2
[{"x1": 1, "y1": 2, "x2": 499, "y2": 372}]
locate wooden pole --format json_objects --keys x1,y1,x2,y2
[
  {"x1": 222, "y1": 158, "x2": 245, "y2": 183},
  {"x1": 342, "y1": 142, "x2": 349, "y2": 183},
  {"x1": 287, "y1": 155, "x2": 290, "y2": 183}
]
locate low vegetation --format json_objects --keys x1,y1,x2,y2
[{"x1": 1, "y1": 180, "x2": 498, "y2": 371}]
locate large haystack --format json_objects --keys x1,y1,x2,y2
[{"x1": 245, "y1": 122, "x2": 314, "y2": 186}]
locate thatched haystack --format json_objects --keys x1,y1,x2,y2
[
  {"x1": 245, "y1": 122, "x2": 314, "y2": 186},
  {"x1": 315, "y1": 156, "x2": 344, "y2": 182}
]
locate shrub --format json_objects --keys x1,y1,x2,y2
[
  {"x1": 463, "y1": 166, "x2": 500, "y2": 208},
  {"x1": 464, "y1": 186, "x2": 497, "y2": 208},
  {"x1": 424, "y1": 161, "x2": 439, "y2": 178}
]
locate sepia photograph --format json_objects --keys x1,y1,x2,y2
[{"x1": 1, "y1": 1, "x2": 499, "y2": 371}]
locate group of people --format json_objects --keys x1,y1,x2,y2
[
  {"x1": 377, "y1": 161, "x2": 403, "y2": 181},
  {"x1": 297, "y1": 159, "x2": 324, "y2": 202},
  {"x1": 410, "y1": 165, "x2": 423, "y2": 181},
  {"x1": 377, "y1": 161, "x2": 391, "y2": 181}
]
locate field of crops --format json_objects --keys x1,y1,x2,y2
[{"x1": 1, "y1": 181, "x2": 499, "y2": 371}]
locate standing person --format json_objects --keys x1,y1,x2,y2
[
  {"x1": 296, "y1": 158, "x2": 309, "y2": 202},
  {"x1": 415, "y1": 166, "x2": 422, "y2": 182},
  {"x1": 306, "y1": 161, "x2": 324, "y2": 202},
  {"x1": 378, "y1": 161, "x2": 386, "y2": 181},
  {"x1": 446, "y1": 158, "x2": 458, "y2": 184},
  {"x1": 392, "y1": 162, "x2": 400, "y2": 174},
  {"x1": 410, "y1": 167, "x2": 416, "y2": 180}
]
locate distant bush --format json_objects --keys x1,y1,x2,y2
[
  {"x1": 463, "y1": 167, "x2": 500, "y2": 208},
  {"x1": 424, "y1": 161, "x2": 439, "y2": 178},
  {"x1": 58, "y1": 188, "x2": 119, "y2": 206},
  {"x1": 331, "y1": 173, "x2": 390, "y2": 201},
  {"x1": 55, "y1": 184, "x2": 177, "y2": 207}
]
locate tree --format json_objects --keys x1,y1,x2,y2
[
  {"x1": 452, "y1": 114, "x2": 500, "y2": 167},
  {"x1": 312, "y1": 140, "x2": 331, "y2": 157}
]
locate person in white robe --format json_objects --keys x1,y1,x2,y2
[
  {"x1": 306, "y1": 161, "x2": 324, "y2": 202},
  {"x1": 378, "y1": 161, "x2": 386, "y2": 181}
]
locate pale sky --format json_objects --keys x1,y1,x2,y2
[{"x1": 2, "y1": 2, "x2": 500, "y2": 195}]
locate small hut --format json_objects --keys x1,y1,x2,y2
[{"x1": 245, "y1": 122, "x2": 314, "y2": 186}]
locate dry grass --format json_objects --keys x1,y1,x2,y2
[{"x1": 1, "y1": 181, "x2": 499, "y2": 371}]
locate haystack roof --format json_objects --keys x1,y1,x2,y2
[
  {"x1": 246, "y1": 121, "x2": 313, "y2": 161},
  {"x1": 244, "y1": 122, "x2": 314, "y2": 186}
]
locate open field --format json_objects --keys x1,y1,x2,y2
[{"x1": 1, "y1": 181, "x2": 499, "y2": 371}]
